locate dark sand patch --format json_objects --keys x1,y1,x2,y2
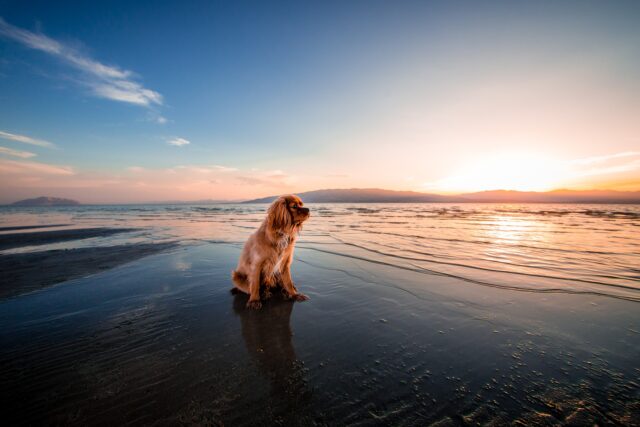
[
  {"x1": 0, "y1": 242, "x2": 177, "y2": 299},
  {"x1": 0, "y1": 227, "x2": 137, "y2": 250},
  {"x1": 0, "y1": 244, "x2": 638, "y2": 425},
  {"x1": 0, "y1": 224, "x2": 72, "y2": 232}
]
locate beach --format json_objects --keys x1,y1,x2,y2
[{"x1": 1, "y1": 204, "x2": 639, "y2": 425}]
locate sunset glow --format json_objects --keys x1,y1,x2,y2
[
  {"x1": 1, "y1": 3, "x2": 639, "y2": 203},
  {"x1": 425, "y1": 152, "x2": 565, "y2": 193}
]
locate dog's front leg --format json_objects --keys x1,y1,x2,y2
[
  {"x1": 281, "y1": 252, "x2": 309, "y2": 302},
  {"x1": 246, "y1": 264, "x2": 262, "y2": 309}
]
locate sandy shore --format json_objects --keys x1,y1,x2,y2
[{"x1": 1, "y1": 242, "x2": 638, "y2": 425}]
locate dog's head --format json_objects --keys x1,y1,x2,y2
[{"x1": 267, "y1": 194, "x2": 310, "y2": 231}]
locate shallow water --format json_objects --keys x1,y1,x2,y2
[
  {"x1": 1, "y1": 203, "x2": 639, "y2": 425},
  {"x1": 1, "y1": 203, "x2": 639, "y2": 301}
]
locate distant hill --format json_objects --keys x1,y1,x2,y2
[
  {"x1": 11, "y1": 197, "x2": 80, "y2": 207},
  {"x1": 460, "y1": 189, "x2": 640, "y2": 204},
  {"x1": 244, "y1": 188, "x2": 463, "y2": 204},
  {"x1": 244, "y1": 188, "x2": 640, "y2": 204}
]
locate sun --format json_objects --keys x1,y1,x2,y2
[{"x1": 426, "y1": 151, "x2": 566, "y2": 193}]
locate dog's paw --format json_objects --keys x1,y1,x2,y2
[
  {"x1": 293, "y1": 293, "x2": 309, "y2": 302},
  {"x1": 262, "y1": 289, "x2": 273, "y2": 300},
  {"x1": 246, "y1": 300, "x2": 262, "y2": 310}
]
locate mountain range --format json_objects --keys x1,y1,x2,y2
[
  {"x1": 244, "y1": 188, "x2": 640, "y2": 204},
  {"x1": 6, "y1": 189, "x2": 640, "y2": 205}
]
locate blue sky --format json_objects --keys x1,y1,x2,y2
[{"x1": 1, "y1": 1, "x2": 639, "y2": 202}]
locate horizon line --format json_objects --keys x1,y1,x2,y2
[{"x1": 4, "y1": 186, "x2": 640, "y2": 205}]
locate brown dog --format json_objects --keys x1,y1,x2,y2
[{"x1": 232, "y1": 195, "x2": 310, "y2": 309}]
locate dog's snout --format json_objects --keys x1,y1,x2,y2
[{"x1": 300, "y1": 207, "x2": 310, "y2": 215}]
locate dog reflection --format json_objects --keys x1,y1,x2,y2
[{"x1": 232, "y1": 291, "x2": 309, "y2": 402}]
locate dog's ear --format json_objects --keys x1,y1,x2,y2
[{"x1": 267, "y1": 196, "x2": 292, "y2": 231}]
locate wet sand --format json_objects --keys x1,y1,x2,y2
[
  {"x1": 1, "y1": 243, "x2": 638, "y2": 425},
  {"x1": 0, "y1": 242, "x2": 177, "y2": 299},
  {"x1": 0, "y1": 224, "x2": 72, "y2": 232},
  {"x1": 0, "y1": 227, "x2": 137, "y2": 250}
]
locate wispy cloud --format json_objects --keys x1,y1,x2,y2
[
  {"x1": 0, "y1": 17, "x2": 162, "y2": 107},
  {"x1": 235, "y1": 176, "x2": 264, "y2": 185},
  {"x1": 143, "y1": 113, "x2": 168, "y2": 125},
  {"x1": 167, "y1": 137, "x2": 190, "y2": 146},
  {"x1": 0, "y1": 159, "x2": 74, "y2": 175},
  {"x1": 572, "y1": 156, "x2": 640, "y2": 178},
  {"x1": 213, "y1": 165, "x2": 238, "y2": 172},
  {"x1": 0, "y1": 146, "x2": 36, "y2": 158},
  {"x1": 129, "y1": 164, "x2": 293, "y2": 189},
  {"x1": 171, "y1": 165, "x2": 236, "y2": 174},
  {"x1": 570, "y1": 151, "x2": 640, "y2": 166},
  {"x1": 0, "y1": 130, "x2": 55, "y2": 148},
  {"x1": 90, "y1": 80, "x2": 162, "y2": 106},
  {"x1": 235, "y1": 169, "x2": 295, "y2": 188}
]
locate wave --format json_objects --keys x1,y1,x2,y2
[
  {"x1": 298, "y1": 245, "x2": 640, "y2": 303},
  {"x1": 329, "y1": 236, "x2": 639, "y2": 289},
  {"x1": 335, "y1": 228, "x2": 633, "y2": 257}
]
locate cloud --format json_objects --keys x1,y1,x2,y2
[
  {"x1": 129, "y1": 163, "x2": 293, "y2": 189},
  {"x1": 573, "y1": 158, "x2": 640, "y2": 177},
  {"x1": 569, "y1": 151, "x2": 640, "y2": 177},
  {"x1": 266, "y1": 170, "x2": 288, "y2": 179},
  {"x1": 175, "y1": 165, "x2": 211, "y2": 173},
  {"x1": 143, "y1": 113, "x2": 168, "y2": 125},
  {"x1": 0, "y1": 159, "x2": 74, "y2": 175},
  {"x1": 235, "y1": 176, "x2": 264, "y2": 185},
  {"x1": 91, "y1": 81, "x2": 162, "y2": 106},
  {"x1": 0, "y1": 17, "x2": 162, "y2": 108},
  {"x1": 0, "y1": 146, "x2": 36, "y2": 158},
  {"x1": 167, "y1": 137, "x2": 190, "y2": 146},
  {"x1": 171, "y1": 165, "x2": 236, "y2": 174},
  {"x1": 0, "y1": 130, "x2": 55, "y2": 148},
  {"x1": 213, "y1": 165, "x2": 238, "y2": 172},
  {"x1": 570, "y1": 151, "x2": 640, "y2": 166},
  {"x1": 235, "y1": 170, "x2": 295, "y2": 188}
]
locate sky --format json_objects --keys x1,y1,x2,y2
[{"x1": 1, "y1": 0, "x2": 639, "y2": 203}]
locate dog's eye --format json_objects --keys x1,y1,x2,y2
[{"x1": 291, "y1": 204, "x2": 298, "y2": 209}]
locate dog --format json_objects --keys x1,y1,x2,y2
[{"x1": 232, "y1": 194, "x2": 310, "y2": 309}]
